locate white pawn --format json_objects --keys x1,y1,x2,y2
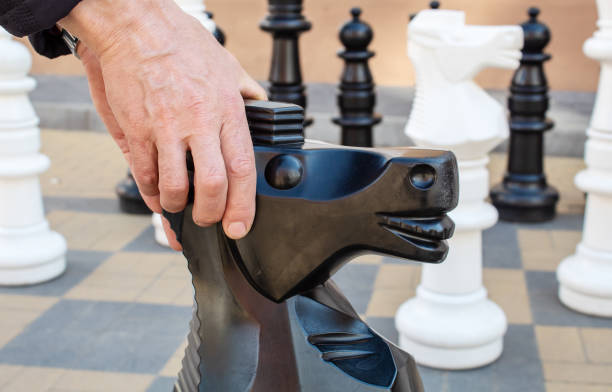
[
  {"x1": 395, "y1": 10, "x2": 523, "y2": 369},
  {"x1": 153, "y1": 0, "x2": 217, "y2": 248},
  {"x1": 0, "y1": 28, "x2": 67, "y2": 285},
  {"x1": 557, "y1": 0, "x2": 612, "y2": 317}
]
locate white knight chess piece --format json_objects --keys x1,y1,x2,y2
[
  {"x1": 0, "y1": 28, "x2": 67, "y2": 285},
  {"x1": 557, "y1": 0, "x2": 612, "y2": 318},
  {"x1": 396, "y1": 9, "x2": 523, "y2": 369}
]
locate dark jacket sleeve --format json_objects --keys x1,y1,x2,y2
[{"x1": 0, "y1": 0, "x2": 82, "y2": 58}]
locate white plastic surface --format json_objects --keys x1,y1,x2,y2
[
  {"x1": 557, "y1": 0, "x2": 612, "y2": 318},
  {"x1": 397, "y1": 10, "x2": 522, "y2": 369},
  {"x1": 152, "y1": 213, "x2": 170, "y2": 248},
  {"x1": 175, "y1": 0, "x2": 216, "y2": 33},
  {"x1": 0, "y1": 29, "x2": 66, "y2": 286}
]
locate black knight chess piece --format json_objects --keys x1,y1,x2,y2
[
  {"x1": 166, "y1": 100, "x2": 459, "y2": 391},
  {"x1": 205, "y1": 11, "x2": 226, "y2": 46},
  {"x1": 260, "y1": 0, "x2": 313, "y2": 126},
  {"x1": 333, "y1": 8, "x2": 381, "y2": 147},
  {"x1": 490, "y1": 7, "x2": 559, "y2": 222}
]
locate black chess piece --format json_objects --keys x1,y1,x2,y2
[
  {"x1": 166, "y1": 100, "x2": 459, "y2": 391},
  {"x1": 116, "y1": 170, "x2": 151, "y2": 215},
  {"x1": 490, "y1": 7, "x2": 559, "y2": 222},
  {"x1": 260, "y1": 0, "x2": 313, "y2": 126},
  {"x1": 333, "y1": 8, "x2": 381, "y2": 147},
  {"x1": 205, "y1": 11, "x2": 226, "y2": 46}
]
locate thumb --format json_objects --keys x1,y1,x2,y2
[{"x1": 240, "y1": 72, "x2": 268, "y2": 101}]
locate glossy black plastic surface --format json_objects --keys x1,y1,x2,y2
[
  {"x1": 260, "y1": 0, "x2": 313, "y2": 126},
  {"x1": 167, "y1": 100, "x2": 458, "y2": 391},
  {"x1": 333, "y1": 8, "x2": 381, "y2": 147},
  {"x1": 490, "y1": 8, "x2": 559, "y2": 222}
]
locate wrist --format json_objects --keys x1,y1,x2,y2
[{"x1": 58, "y1": 0, "x2": 181, "y2": 60}]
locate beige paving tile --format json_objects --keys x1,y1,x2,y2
[
  {"x1": 160, "y1": 339, "x2": 189, "y2": 377},
  {"x1": 52, "y1": 369, "x2": 154, "y2": 392},
  {"x1": 95, "y1": 252, "x2": 183, "y2": 278},
  {"x1": 546, "y1": 382, "x2": 612, "y2": 392},
  {"x1": 0, "y1": 366, "x2": 65, "y2": 392},
  {"x1": 352, "y1": 255, "x2": 384, "y2": 265},
  {"x1": 136, "y1": 278, "x2": 192, "y2": 305},
  {"x1": 366, "y1": 264, "x2": 420, "y2": 318},
  {"x1": 483, "y1": 269, "x2": 532, "y2": 324},
  {"x1": 551, "y1": 231, "x2": 582, "y2": 253},
  {"x1": 0, "y1": 365, "x2": 23, "y2": 390},
  {"x1": 0, "y1": 296, "x2": 59, "y2": 349},
  {"x1": 41, "y1": 130, "x2": 126, "y2": 199},
  {"x1": 46, "y1": 211, "x2": 150, "y2": 252},
  {"x1": 580, "y1": 328, "x2": 612, "y2": 364},
  {"x1": 536, "y1": 326, "x2": 586, "y2": 362},
  {"x1": 543, "y1": 362, "x2": 612, "y2": 384},
  {"x1": 65, "y1": 274, "x2": 154, "y2": 302},
  {"x1": 173, "y1": 285, "x2": 195, "y2": 307}
]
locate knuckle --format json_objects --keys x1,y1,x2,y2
[
  {"x1": 228, "y1": 156, "x2": 255, "y2": 181},
  {"x1": 137, "y1": 171, "x2": 158, "y2": 189}
]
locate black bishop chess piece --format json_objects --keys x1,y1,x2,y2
[
  {"x1": 333, "y1": 8, "x2": 381, "y2": 147},
  {"x1": 205, "y1": 11, "x2": 226, "y2": 46},
  {"x1": 490, "y1": 7, "x2": 559, "y2": 222},
  {"x1": 260, "y1": 0, "x2": 313, "y2": 127},
  {"x1": 166, "y1": 100, "x2": 459, "y2": 391}
]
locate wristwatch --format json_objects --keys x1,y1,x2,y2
[{"x1": 61, "y1": 29, "x2": 80, "y2": 59}]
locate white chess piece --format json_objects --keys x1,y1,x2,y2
[
  {"x1": 395, "y1": 10, "x2": 523, "y2": 369},
  {"x1": 153, "y1": 0, "x2": 217, "y2": 248},
  {"x1": 557, "y1": 0, "x2": 612, "y2": 318},
  {"x1": 0, "y1": 28, "x2": 67, "y2": 285}
]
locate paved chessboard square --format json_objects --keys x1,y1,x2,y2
[
  {"x1": 483, "y1": 221, "x2": 522, "y2": 269},
  {"x1": 333, "y1": 263, "x2": 379, "y2": 314},
  {"x1": 526, "y1": 271, "x2": 612, "y2": 328},
  {"x1": 122, "y1": 226, "x2": 178, "y2": 254},
  {"x1": 0, "y1": 250, "x2": 110, "y2": 297},
  {"x1": 0, "y1": 296, "x2": 59, "y2": 350},
  {"x1": 418, "y1": 325, "x2": 544, "y2": 392},
  {"x1": 0, "y1": 300, "x2": 191, "y2": 374},
  {"x1": 147, "y1": 376, "x2": 176, "y2": 392},
  {"x1": 518, "y1": 229, "x2": 581, "y2": 271},
  {"x1": 365, "y1": 263, "x2": 420, "y2": 318}
]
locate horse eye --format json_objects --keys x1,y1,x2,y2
[
  {"x1": 265, "y1": 155, "x2": 304, "y2": 190},
  {"x1": 409, "y1": 164, "x2": 436, "y2": 190}
]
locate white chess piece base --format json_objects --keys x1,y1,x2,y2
[{"x1": 152, "y1": 213, "x2": 170, "y2": 248}]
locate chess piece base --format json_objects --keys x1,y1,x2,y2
[
  {"x1": 152, "y1": 213, "x2": 170, "y2": 248},
  {"x1": 490, "y1": 183, "x2": 559, "y2": 222},
  {"x1": 558, "y1": 244, "x2": 612, "y2": 317},
  {"x1": 116, "y1": 175, "x2": 152, "y2": 215},
  {"x1": 396, "y1": 287, "x2": 507, "y2": 370},
  {"x1": 0, "y1": 226, "x2": 66, "y2": 286}
]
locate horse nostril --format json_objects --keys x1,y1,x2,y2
[
  {"x1": 409, "y1": 164, "x2": 436, "y2": 190},
  {"x1": 265, "y1": 154, "x2": 304, "y2": 190}
]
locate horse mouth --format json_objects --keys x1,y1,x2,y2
[{"x1": 378, "y1": 214, "x2": 455, "y2": 253}]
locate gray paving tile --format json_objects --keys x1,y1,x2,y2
[
  {"x1": 0, "y1": 300, "x2": 191, "y2": 374},
  {"x1": 483, "y1": 221, "x2": 522, "y2": 269},
  {"x1": 0, "y1": 250, "x2": 110, "y2": 297},
  {"x1": 147, "y1": 377, "x2": 176, "y2": 392},
  {"x1": 44, "y1": 196, "x2": 121, "y2": 214},
  {"x1": 526, "y1": 270, "x2": 612, "y2": 328},
  {"x1": 366, "y1": 316, "x2": 398, "y2": 345},
  {"x1": 333, "y1": 264, "x2": 379, "y2": 314},
  {"x1": 417, "y1": 325, "x2": 544, "y2": 392},
  {"x1": 122, "y1": 226, "x2": 178, "y2": 253}
]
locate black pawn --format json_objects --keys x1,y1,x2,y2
[
  {"x1": 116, "y1": 169, "x2": 152, "y2": 215},
  {"x1": 333, "y1": 8, "x2": 381, "y2": 147},
  {"x1": 260, "y1": 0, "x2": 313, "y2": 126},
  {"x1": 490, "y1": 7, "x2": 559, "y2": 222},
  {"x1": 205, "y1": 11, "x2": 226, "y2": 46}
]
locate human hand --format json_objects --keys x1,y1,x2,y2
[{"x1": 60, "y1": 0, "x2": 267, "y2": 250}]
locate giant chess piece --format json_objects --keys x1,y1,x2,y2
[
  {"x1": 557, "y1": 0, "x2": 612, "y2": 317},
  {"x1": 396, "y1": 10, "x2": 523, "y2": 369},
  {"x1": 167, "y1": 100, "x2": 458, "y2": 391},
  {"x1": 0, "y1": 29, "x2": 67, "y2": 285},
  {"x1": 333, "y1": 8, "x2": 381, "y2": 147},
  {"x1": 205, "y1": 11, "x2": 226, "y2": 46},
  {"x1": 151, "y1": 0, "x2": 219, "y2": 247},
  {"x1": 490, "y1": 8, "x2": 559, "y2": 222},
  {"x1": 261, "y1": 0, "x2": 313, "y2": 126}
]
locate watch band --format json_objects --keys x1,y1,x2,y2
[{"x1": 61, "y1": 29, "x2": 80, "y2": 59}]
